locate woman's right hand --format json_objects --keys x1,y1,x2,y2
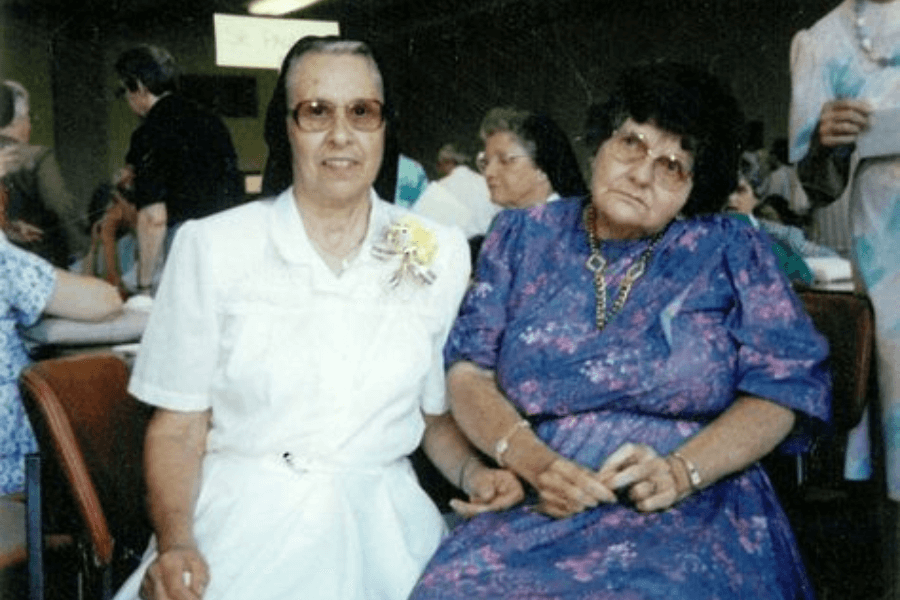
[
  {"x1": 530, "y1": 456, "x2": 616, "y2": 519},
  {"x1": 140, "y1": 545, "x2": 209, "y2": 600},
  {"x1": 818, "y1": 99, "x2": 871, "y2": 147}
]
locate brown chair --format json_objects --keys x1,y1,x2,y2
[{"x1": 19, "y1": 352, "x2": 153, "y2": 600}]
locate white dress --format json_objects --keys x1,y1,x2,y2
[{"x1": 113, "y1": 189, "x2": 471, "y2": 600}]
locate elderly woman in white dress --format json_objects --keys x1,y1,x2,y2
[{"x1": 113, "y1": 36, "x2": 522, "y2": 600}]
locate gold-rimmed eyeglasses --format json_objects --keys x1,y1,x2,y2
[
  {"x1": 290, "y1": 99, "x2": 385, "y2": 132},
  {"x1": 606, "y1": 128, "x2": 693, "y2": 191},
  {"x1": 475, "y1": 151, "x2": 530, "y2": 173}
]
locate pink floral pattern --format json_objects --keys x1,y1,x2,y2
[{"x1": 411, "y1": 199, "x2": 829, "y2": 599}]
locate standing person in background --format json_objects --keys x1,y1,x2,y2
[
  {"x1": 789, "y1": 0, "x2": 900, "y2": 506},
  {"x1": 0, "y1": 80, "x2": 88, "y2": 267},
  {"x1": 114, "y1": 45, "x2": 242, "y2": 295}
]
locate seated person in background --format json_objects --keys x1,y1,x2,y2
[
  {"x1": 726, "y1": 151, "x2": 837, "y2": 285},
  {"x1": 434, "y1": 143, "x2": 498, "y2": 236},
  {"x1": 1, "y1": 182, "x2": 123, "y2": 498},
  {"x1": 0, "y1": 80, "x2": 88, "y2": 268},
  {"x1": 412, "y1": 143, "x2": 498, "y2": 240},
  {"x1": 114, "y1": 45, "x2": 243, "y2": 294},
  {"x1": 81, "y1": 182, "x2": 139, "y2": 297},
  {"x1": 112, "y1": 35, "x2": 521, "y2": 600},
  {"x1": 477, "y1": 107, "x2": 587, "y2": 209},
  {"x1": 410, "y1": 62, "x2": 830, "y2": 600}
]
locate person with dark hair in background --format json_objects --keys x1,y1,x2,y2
[
  {"x1": 114, "y1": 44, "x2": 242, "y2": 294},
  {"x1": 112, "y1": 36, "x2": 521, "y2": 600},
  {"x1": 0, "y1": 80, "x2": 88, "y2": 267},
  {"x1": 410, "y1": 62, "x2": 829, "y2": 599},
  {"x1": 477, "y1": 107, "x2": 588, "y2": 208}
]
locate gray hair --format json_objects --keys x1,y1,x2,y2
[
  {"x1": 284, "y1": 38, "x2": 383, "y2": 99},
  {"x1": 3, "y1": 81, "x2": 29, "y2": 123},
  {"x1": 479, "y1": 107, "x2": 536, "y2": 159}
]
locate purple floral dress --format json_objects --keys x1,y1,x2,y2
[{"x1": 410, "y1": 198, "x2": 830, "y2": 600}]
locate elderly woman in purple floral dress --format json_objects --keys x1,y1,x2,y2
[{"x1": 410, "y1": 63, "x2": 830, "y2": 599}]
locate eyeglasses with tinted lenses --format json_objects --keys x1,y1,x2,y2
[
  {"x1": 290, "y1": 99, "x2": 385, "y2": 132},
  {"x1": 607, "y1": 129, "x2": 693, "y2": 191},
  {"x1": 475, "y1": 151, "x2": 529, "y2": 173}
]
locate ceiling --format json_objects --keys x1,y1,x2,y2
[{"x1": 5, "y1": 0, "x2": 457, "y2": 26}]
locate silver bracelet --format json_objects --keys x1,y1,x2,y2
[
  {"x1": 670, "y1": 451, "x2": 703, "y2": 491},
  {"x1": 494, "y1": 419, "x2": 531, "y2": 467}
]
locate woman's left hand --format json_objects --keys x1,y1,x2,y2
[
  {"x1": 597, "y1": 443, "x2": 684, "y2": 512},
  {"x1": 449, "y1": 463, "x2": 525, "y2": 518}
]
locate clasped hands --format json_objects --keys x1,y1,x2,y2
[
  {"x1": 450, "y1": 442, "x2": 691, "y2": 520},
  {"x1": 537, "y1": 442, "x2": 693, "y2": 518}
]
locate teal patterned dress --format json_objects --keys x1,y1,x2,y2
[{"x1": 790, "y1": 0, "x2": 900, "y2": 497}]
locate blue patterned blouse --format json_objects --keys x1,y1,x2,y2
[{"x1": 1, "y1": 235, "x2": 55, "y2": 495}]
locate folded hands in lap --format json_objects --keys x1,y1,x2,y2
[{"x1": 524, "y1": 442, "x2": 686, "y2": 519}]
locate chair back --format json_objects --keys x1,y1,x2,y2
[
  {"x1": 797, "y1": 289, "x2": 875, "y2": 434},
  {"x1": 19, "y1": 352, "x2": 152, "y2": 568}
]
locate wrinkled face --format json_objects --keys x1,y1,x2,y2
[
  {"x1": 481, "y1": 131, "x2": 549, "y2": 208},
  {"x1": 285, "y1": 52, "x2": 385, "y2": 208},
  {"x1": 726, "y1": 176, "x2": 759, "y2": 215},
  {"x1": 590, "y1": 118, "x2": 694, "y2": 239}
]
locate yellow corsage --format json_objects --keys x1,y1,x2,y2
[{"x1": 371, "y1": 216, "x2": 438, "y2": 287}]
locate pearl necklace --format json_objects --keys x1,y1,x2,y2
[
  {"x1": 583, "y1": 205, "x2": 664, "y2": 331},
  {"x1": 854, "y1": 0, "x2": 900, "y2": 68}
]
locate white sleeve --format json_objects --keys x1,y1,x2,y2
[
  {"x1": 420, "y1": 227, "x2": 471, "y2": 415},
  {"x1": 128, "y1": 221, "x2": 221, "y2": 411}
]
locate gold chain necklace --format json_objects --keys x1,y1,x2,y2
[{"x1": 583, "y1": 205, "x2": 664, "y2": 330}]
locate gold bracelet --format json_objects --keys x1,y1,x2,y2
[
  {"x1": 670, "y1": 451, "x2": 702, "y2": 491},
  {"x1": 494, "y1": 419, "x2": 531, "y2": 467},
  {"x1": 457, "y1": 455, "x2": 478, "y2": 491}
]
